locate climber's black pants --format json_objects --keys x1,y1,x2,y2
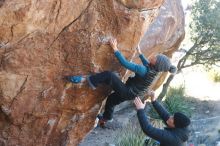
[{"x1": 89, "y1": 71, "x2": 136, "y2": 120}]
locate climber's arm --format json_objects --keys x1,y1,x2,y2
[
  {"x1": 114, "y1": 51, "x2": 148, "y2": 77},
  {"x1": 136, "y1": 45, "x2": 149, "y2": 66},
  {"x1": 110, "y1": 39, "x2": 149, "y2": 77}
]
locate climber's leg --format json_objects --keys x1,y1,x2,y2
[
  {"x1": 65, "y1": 71, "x2": 124, "y2": 91},
  {"x1": 103, "y1": 92, "x2": 126, "y2": 120},
  {"x1": 96, "y1": 92, "x2": 123, "y2": 128},
  {"x1": 97, "y1": 90, "x2": 135, "y2": 128},
  {"x1": 103, "y1": 86, "x2": 136, "y2": 119},
  {"x1": 88, "y1": 71, "x2": 124, "y2": 91}
]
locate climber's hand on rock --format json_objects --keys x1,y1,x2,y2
[
  {"x1": 134, "y1": 97, "x2": 147, "y2": 110},
  {"x1": 136, "y1": 45, "x2": 142, "y2": 55},
  {"x1": 109, "y1": 38, "x2": 118, "y2": 52}
]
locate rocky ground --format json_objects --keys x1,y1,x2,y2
[
  {"x1": 188, "y1": 98, "x2": 220, "y2": 146},
  {"x1": 78, "y1": 103, "x2": 137, "y2": 146},
  {"x1": 79, "y1": 98, "x2": 220, "y2": 146}
]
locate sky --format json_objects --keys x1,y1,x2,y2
[
  {"x1": 181, "y1": 0, "x2": 195, "y2": 10},
  {"x1": 181, "y1": 0, "x2": 189, "y2": 9}
]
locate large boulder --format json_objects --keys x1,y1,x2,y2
[{"x1": 0, "y1": 0, "x2": 184, "y2": 145}]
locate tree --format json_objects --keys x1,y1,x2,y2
[{"x1": 158, "y1": 0, "x2": 220, "y2": 100}]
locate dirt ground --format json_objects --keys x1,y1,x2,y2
[{"x1": 78, "y1": 98, "x2": 220, "y2": 146}]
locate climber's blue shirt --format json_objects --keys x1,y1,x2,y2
[{"x1": 114, "y1": 50, "x2": 150, "y2": 77}]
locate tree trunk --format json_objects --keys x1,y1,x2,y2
[{"x1": 157, "y1": 74, "x2": 175, "y2": 101}]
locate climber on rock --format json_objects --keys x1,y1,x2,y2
[
  {"x1": 134, "y1": 91, "x2": 190, "y2": 146},
  {"x1": 65, "y1": 38, "x2": 177, "y2": 128}
]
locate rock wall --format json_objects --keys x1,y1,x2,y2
[{"x1": 0, "y1": 0, "x2": 184, "y2": 145}]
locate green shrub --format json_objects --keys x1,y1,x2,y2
[
  {"x1": 213, "y1": 72, "x2": 220, "y2": 82},
  {"x1": 208, "y1": 70, "x2": 220, "y2": 82},
  {"x1": 164, "y1": 86, "x2": 192, "y2": 117},
  {"x1": 116, "y1": 122, "x2": 145, "y2": 146},
  {"x1": 149, "y1": 86, "x2": 192, "y2": 119},
  {"x1": 116, "y1": 120, "x2": 161, "y2": 146}
]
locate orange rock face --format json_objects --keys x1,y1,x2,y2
[
  {"x1": 118, "y1": 0, "x2": 164, "y2": 9},
  {"x1": 0, "y1": 0, "x2": 184, "y2": 145}
]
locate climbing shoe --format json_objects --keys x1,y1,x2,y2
[
  {"x1": 97, "y1": 114, "x2": 113, "y2": 128},
  {"x1": 97, "y1": 114, "x2": 107, "y2": 128},
  {"x1": 97, "y1": 114, "x2": 123, "y2": 129},
  {"x1": 65, "y1": 75, "x2": 83, "y2": 83}
]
